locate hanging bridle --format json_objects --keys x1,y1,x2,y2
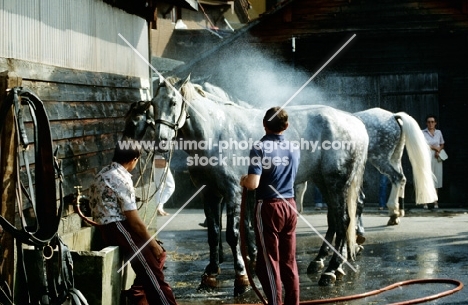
[
  {"x1": 0, "y1": 87, "x2": 88, "y2": 304},
  {"x1": 0, "y1": 87, "x2": 62, "y2": 246}
]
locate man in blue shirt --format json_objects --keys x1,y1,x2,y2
[{"x1": 240, "y1": 107, "x2": 300, "y2": 305}]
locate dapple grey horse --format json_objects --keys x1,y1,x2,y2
[
  {"x1": 122, "y1": 76, "x2": 369, "y2": 290},
  {"x1": 296, "y1": 108, "x2": 437, "y2": 226}
]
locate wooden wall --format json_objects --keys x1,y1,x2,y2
[{"x1": 0, "y1": 58, "x2": 148, "y2": 214}]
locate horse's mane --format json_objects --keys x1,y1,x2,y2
[
  {"x1": 157, "y1": 76, "x2": 252, "y2": 110},
  {"x1": 183, "y1": 79, "x2": 251, "y2": 109}
]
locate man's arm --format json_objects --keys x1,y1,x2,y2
[
  {"x1": 124, "y1": 210, "x2": 164, "y2": 258},
  {"x1": 240, "y1": 174, "x2": 260, "y2": 190}
]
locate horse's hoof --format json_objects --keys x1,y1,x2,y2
[
  {"x1": 318, "y1": 272, "x2": 336, "y2": 286},
  {"x1": 356, "y1": 235, "x2": 366, "y2": 245},
  {"x1": 197, "y1": 273, "x2": 218, "y2": 292},
  {"x1": 307, "y1": 260, "x2": 325, "y2": 274},
  {"x1": 204, "y1": 265, "x2": 221, "y2": 276},
  {"x1": 335, "y1": 268, "x2": 346, "y2": 281},
  {"x1": 356, "y1": 244, "x2": 364, "y2": 255},
  {"x1": 233, "y1": 274, "x2": 251, "y2": 296},
  {"x1": 387, "y1": 215, "x2": 400, "y2": 226}
]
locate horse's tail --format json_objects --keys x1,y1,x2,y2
[
  {"x1": 395, "y1": 112, "x2": 438, "y2": 204},
  {"x1": 346, "y1": 135, "x2": 368, "y2": 261}
]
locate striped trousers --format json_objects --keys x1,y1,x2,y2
[
  {"x1": 254, "y1": 197, "x2": 299, "y2": 305},
  {"x1": 99, "y1": 221, "x2": 177, "y2": 305}
]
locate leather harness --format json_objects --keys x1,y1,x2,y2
[{"x1": 0, "y1": 87, "x2": 88, "y2": 304}]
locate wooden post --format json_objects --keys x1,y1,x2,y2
[{"x1": 0, "y1": 71, "x2": 22, "y2": 292}]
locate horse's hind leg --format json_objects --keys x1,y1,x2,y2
[
  {"x1": 370, "y1": 158, "x2": 405, "y2": 226},
  {"x1": 295, "y1": 181, "x2": 308, "y2": 213},
  {"x1": 307, "y1": 209, "x2": 335, "y2": 274},
  {"x1": 318, "y1": 204, "x2": 348, "y2": 286},
  {"x1": 355, "y1": 190, "x2": 365, "y2": 252},
  {"x1": 386, "y1": 171, "x2": 406, "y2": 225},
  {"x1": 384, "y1": 159, "x2": 406, "y2": 225}
]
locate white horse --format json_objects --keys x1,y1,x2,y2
[
  {"x1": 354, "y1": 108, "x2": 437, "y2": 224},
  {"x1": 296, "y1": 108, "x2": 437, "y2": 226},
  {"x1": 123, "y1": 76, "x2": 369, "y2": 290}
]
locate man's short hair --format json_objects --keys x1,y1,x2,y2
[
  {"x1": 263, "y1": 107, "x2": 288, "y2": 132},
  {"x1": 112, "y1": 143, "x2": 141, "y2": 164}
]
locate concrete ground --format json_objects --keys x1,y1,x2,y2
[{"x1": 148, "y1": 206, "x2": 468, "y2": 305}]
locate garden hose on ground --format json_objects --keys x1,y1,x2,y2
[{"x1": 238, "y1": 188, "x2": 464, "y2": 305}]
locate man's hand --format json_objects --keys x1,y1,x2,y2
[
  {"x1": 240, "y1": 174, "x2": 260, "y2": 190},
  {"x1": 124, "y1": 210, "x2": 165, "y2": 259}
]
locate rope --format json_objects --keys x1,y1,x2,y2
[{"x1": 239, "y1": 187, "x2": 267, "y2": 305}]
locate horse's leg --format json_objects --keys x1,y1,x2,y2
[
  {"x1": 198, "y1": 190, "x2": 223, "y2": 291},
  {"x1": 318, "y1": 202, "x2": 348, "y2": 286},
  {"x1": 294, "y1": 181, "x2": 308, "y2": 213},
  {"x1": 307, "y1": 206, "x2": 335, "y2": 274},
  {"x1": 218, "y1": 199, "x2": 225, "y2": 264},
  {"x1": 355, "y1": 190, "x2": 365, "y2": 253},
  {"x1": 386, "y1": 133, "x2": 407, "y2": 224},
  {"x1": 385, "y1": 162, "x2": 406, "y2": 225},
  {"x1": 370, "y1": 158, "x2": 405, "y2": 226},
  {"x1": 224, "y1": 192, "x2": 251, "y2": 296},
  {"x1": 396, "y1": 163, "x2": 406, "y2": 217},
  {"x1": 243, "y1": 189, "x2": 257, "y2": 275}
]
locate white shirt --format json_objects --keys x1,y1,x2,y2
[
  {"x1": 88, "y1": 162, "x2": 137, "y2": 225},
  {"x1": 422, "y1": 128, "x2": 444, "y2": 148}
]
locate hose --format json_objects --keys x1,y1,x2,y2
[{"x1": 239, "y1": 188, "x2": 464, "y2": 305}]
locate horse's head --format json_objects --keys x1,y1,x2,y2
[
  {"x1": 122, "y1": 100, "x2": 154, "y2": 141},
  {"x1": 151, "y1": 75, "x2": 193, "y2": 152}
]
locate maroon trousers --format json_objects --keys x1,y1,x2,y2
[
  {"x1": 254, "y1": 197, "x2": 300, "y2": 305},
  {"x1": 99, "y1": 221, "x2": 177, "y2": 305}
]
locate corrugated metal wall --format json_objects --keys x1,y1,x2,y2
[{"x1": 0, "y1": 0, "x2": 149, "y2": 79}]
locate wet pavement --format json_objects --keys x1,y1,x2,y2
[{"x1": 151, "y1": 207, "x2": 468, "y2": 304}]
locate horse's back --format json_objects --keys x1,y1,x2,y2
[
  {"x1": 286, "y1": 105, "x2": 368, "y2": 184},
  {"x1": 354, "y1": 108, "x2": 401, "y2": 161},
  {"x1": 288, "y1": 105, "x2": 368, "y2": 143}
]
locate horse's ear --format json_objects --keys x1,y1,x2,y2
[
  {"x1": 124, "y1": 101, "x2": 138, "y2": 118},
  {"x1": 146, "y1": 104, "x2": 155, "y2": 126},
  {"x1": 174, "y1": 74, "x2": 191, "y2": 90},
  {"x1": 182, "y1": 74, "x2": 191, "y2": 87},
  {"x1": 139, "y1": 100, "x2": 152, "y2": 111}
]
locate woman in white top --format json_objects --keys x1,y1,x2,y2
[{"x1": 422, "y1": 115, "x2": 445, "y2": 209}]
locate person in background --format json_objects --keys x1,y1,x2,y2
[
  {"x1": 422, "y1": 114, "x2": 445, "y2": 209},
  {"x1": 154, "y1": 155, "x2": 175, "y2": 216},
  {"x1": 89, "y1": 144, "x2": 177, "y2": 305},
  {"x1": 313, "y1": 186, "x2": 327, "y2": 210},
  {"x1": 379, "y1": 174, "x2": 389, "y2": 210},
  {"x1": 240, "y1": 106, "x2": 300, "y2": 305}
]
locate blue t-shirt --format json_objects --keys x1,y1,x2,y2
[{"x1": 248, "y1": 134, "x2": 300, "y2": 199}]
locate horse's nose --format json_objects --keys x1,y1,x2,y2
[{"x1": 157, "y1": 138, "x2": 171, "y2": 153}]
